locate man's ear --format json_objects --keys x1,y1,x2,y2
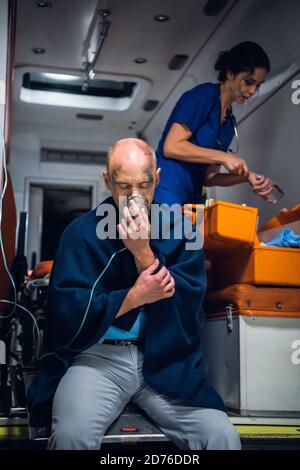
[
  {"x1": 155, "y1": 168, "x2": 161, "y2": 187},
  {"x1": 102, "y1": 170, "x2": 111, "y2": 191}
]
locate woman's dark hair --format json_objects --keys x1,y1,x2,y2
[{"x1": 214, "y1": 41, "x2": 271, "y2": 82}]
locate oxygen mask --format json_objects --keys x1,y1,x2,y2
[{"x1": 127, "y1": 190, "x2": 148, "y2": 217}]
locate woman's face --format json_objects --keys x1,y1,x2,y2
[{"x1": 226, "y1": 67, "x2": 267, "y2": 104}]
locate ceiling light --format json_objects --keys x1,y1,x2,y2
[
  {"x1": 32, "y1": 47, "x2": 46, "y2": 54},
  {"x1": 134, "y1": 58, "x2": 147, "y2": 64},
  {"x1": 154, "y1": 14, "x2": 170, "y2": 22},
  {"x1": 20, "y1": 88, "x2": 136, "y2": 111},
  {"x1": 42, "y1": 73, "x2": 79, "y2": 81}
]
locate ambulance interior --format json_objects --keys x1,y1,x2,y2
[{"x1": 0, "y1": 0, "x2": 300, "y2": 449}]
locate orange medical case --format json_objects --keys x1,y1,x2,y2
[{"x1": 184, "y1": 201, "x2": 300, "y2": 288}]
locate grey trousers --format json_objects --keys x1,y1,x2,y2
[{"x1": 48, "y1": 343, "x2": 241, "y2": 450}]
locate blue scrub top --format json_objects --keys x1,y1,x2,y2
[{"x1": 155, "y1": 82, "x2": 235, "y2": 205}]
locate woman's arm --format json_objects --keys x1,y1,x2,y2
[
  {"x1": 204, "y1": 164, "x2": 248, "y2": 186},
  {"x1": 163, "y1": 123, "x2": 249, "y2": 176},
  {"x1": 204, "y1": 166, "x2": 274, "y2": 202}
]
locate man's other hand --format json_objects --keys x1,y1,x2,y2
[{"x1": 129, "y1": 259, "x2": 175, "y2": 306}]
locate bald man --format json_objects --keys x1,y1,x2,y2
[{"x1": 27, "y1": 138, "x2": 240, "y2": 450}]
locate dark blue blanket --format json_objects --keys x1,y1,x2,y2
[{"x1": 27, "y1": 197, "x2": 225, "y2": 427}]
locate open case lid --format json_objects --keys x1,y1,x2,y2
[{"x1": 258, "y1": 203, "x2": 300, "y2": 243}]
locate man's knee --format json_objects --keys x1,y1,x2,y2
[
  {"x1": 187, "y1": 411, "x2": 241, "y2": 450},
  {"x1": 204, "y1": 415, "x2": 241, "y2": 450}
]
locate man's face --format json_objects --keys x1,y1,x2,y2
[{"x1": 103, "y1": 144, "x2": 160, "y2": 211}]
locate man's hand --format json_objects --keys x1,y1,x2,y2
[
  {"x1": 117, "y1": 199, "x2": 156, "y2": 272},
  {"x1": 222, "y1": 153, "x2": 249, "y2": 176},
  {"x1": 116, "y1": 259, "x2": 175, "y2": 318},
  {"x1": 248, "y1": 171, "x2": 274, "y2": 202},
  {"x1": 129, "y1": 259, "x2": 175, "y2": 307},
  {"x1": 117, "y1": 199, "x2": 150, "y2": 256}
]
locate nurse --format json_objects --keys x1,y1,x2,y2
[{"x1": 155, "y1": 41, "x2": 273, "y2": 205}]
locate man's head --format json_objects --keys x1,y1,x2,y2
[{"x1": 103, "y1": 138, "x2": 160, "y2": 210}]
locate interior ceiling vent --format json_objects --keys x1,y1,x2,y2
[
  {"x1": 203, "y1": 0, "x2": 229, "y2": 16},
  {"x1": 168, "y1": 54, "x2": 189, "y2": 70},
  {"x1": 143, "y1": 100, "x2": 159, "y2": 111},
  {"x1": 76, "y1": 113, "x2": 103, "y2": 121},
  {"x1": 41, "y1": 148, "x2": 107, "y2": 165}
]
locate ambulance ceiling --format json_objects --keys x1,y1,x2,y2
[{"x1": 13, "y1": 0, "x2": 236, "y2": 144}]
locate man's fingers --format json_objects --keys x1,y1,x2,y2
[
  {"x1": 140, "y1": 206, "x2": 150, "y2": 227},
  {"x1": 128, "y1": 199, "x2": 140, "y2": 218},
  {"x1": 144, "y1": 258, "x2": 159, "y2": 274},
  {"x1": 124, "y1": 206, "x2": 135, "y2": 225},
  {"x1": 164, "y1": 277, "x2": 175, "y2": 293},
  {"x1": 124, "y1": 204, "x2": 149, "y2": 236},
  {"x1": 160, "y1": 272, "x2": 171, "y2": 287},
  {"x1": 124, "y1": 205, "x2": 141, "y2": 227},
  {"x1": 154, "y1": 266, "x2": 168, "y2": 281},
  {"x1": 122, "y1": 211, "x2": 140, "y2": 235},
  {"x1": 164, "y1": 286, "x2": 175, "y2": 297},
  {"x1": 117, "y1": 223, "x2": 127, "y2": 239},
  {"x1": 121, "y1": 217, "x2": 130, "y2": 233}
]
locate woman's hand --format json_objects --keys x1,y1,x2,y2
[
  {"x1": 222, "y1": 153, "x2": 249, "y2": 176},
  {"x1": 248, "y1": 171, "x2": 274, "y2": 201}
]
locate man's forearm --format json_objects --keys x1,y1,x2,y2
[
  {"x1": 205, "y1": 172, "x2": 248, "y2": 187},
  {"x1": 134, "y1": 247, "x2": 156, "y2": 273}
]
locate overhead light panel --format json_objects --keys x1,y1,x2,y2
[
  {"x1": 42, "y1": 73, "x2": 79, "y2": 81},
  {"x1": 20, "y1": 72, "x2": 138, "y2": 111}
]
